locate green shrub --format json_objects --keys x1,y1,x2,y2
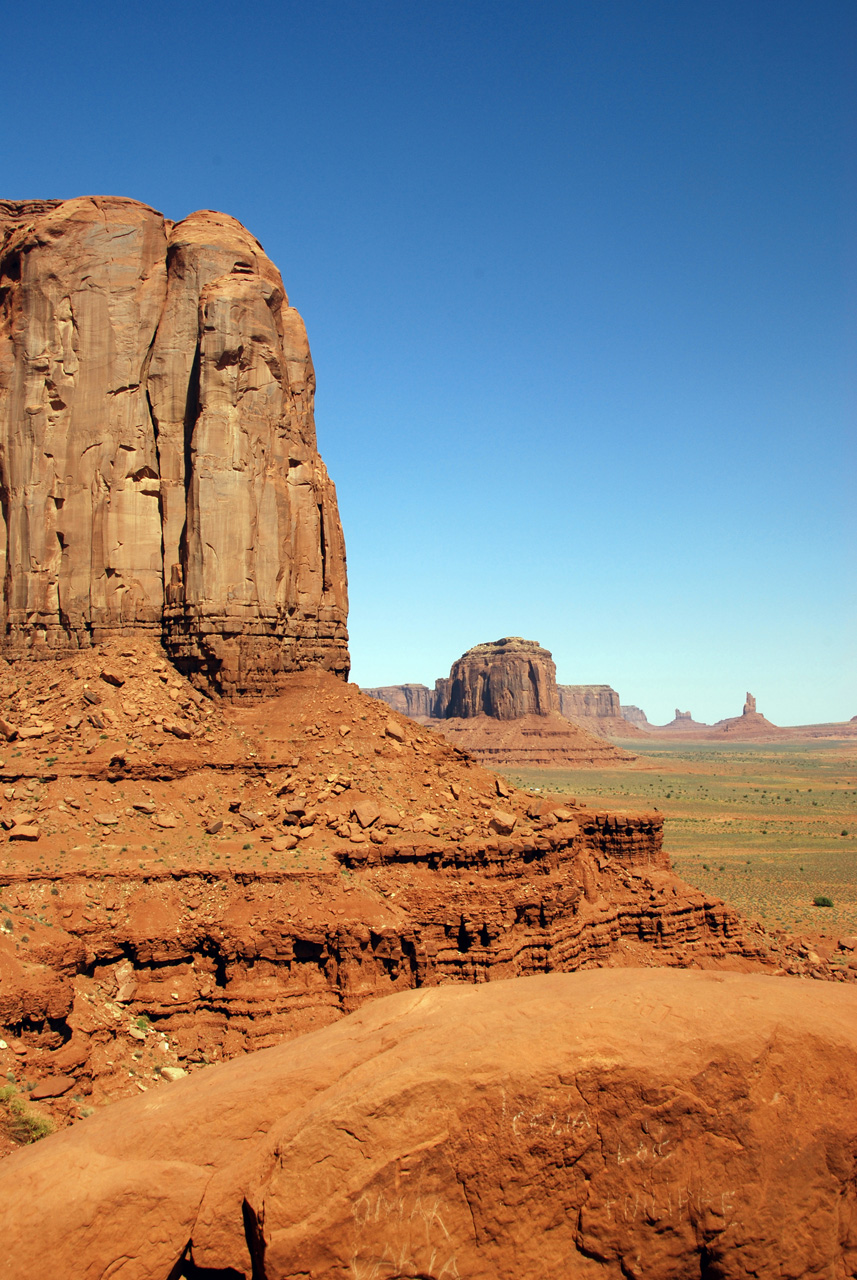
[
  {"x1": 813, "y1": 895, "x2": 834, "y2": 908},
  {"x1": 0, "y1": 1085, "x2": 54, "y2": 1143}
]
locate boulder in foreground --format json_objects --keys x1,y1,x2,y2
[{"x1": 2, "y1": 968, "x2": 856, "y2": 1279}]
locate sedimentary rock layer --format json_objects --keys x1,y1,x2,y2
[
  {"x1": 427, "y1": 711, "x2": 632, "y2": 765},
  {"x1": 0, "y1": 197, "x2": 348, "y2": 696},
  {"x1": 362, "y1": 682, "x2": 438, "y2": 718},
  {"x1": 365, "y1": 639, "x2": 630, "y2": 764},
  {"x1": 4, "y1": 968, "x2": 857, "y2": 1280},
  {"x1": 557, "y1": 682, "x2": 620, "y2": 719},
  {"x1": 620, "y1": 703, "x2": 651, "y2": 729},
  {"x1": 439, "y1": 636, "x2": 560, "y2": 719}
]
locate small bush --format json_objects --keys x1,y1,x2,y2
[
  {"x1": 0, "y1": 1085, "x2": 54, "y2": 1144},
  {"x1": 813, "y1": 895, "x2": 834, "y2": 908}
]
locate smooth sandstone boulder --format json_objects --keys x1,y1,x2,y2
[
  {"x1": 2, "y1": 968, "x2": 856, "y2": 1279},
  {"x1": 0, "y1": 197, "x2": 348, "y2": 696}
]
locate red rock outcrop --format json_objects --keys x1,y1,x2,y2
[
  {"x1": 430, "y1": 639, "x2": 630, "y2": 763},
  {"x1": 656, "y1": 709, "x2": 712, "y2": 733},
  {"x1": 2, "y1": 639, "x2": 826, "y2": 1140},
  {"x1": 441, "y1": 636, "x2": 560, "y2": 719},
  {"x1": 558, "y1": 683, "x2": 646, "y2": 738},
  {"x1": 362, "y1": 682, "x2": 438, "y2": 718},
  {"x1": 558, "y1": 682, "x2": 620, "y2": 719},
  {"x1": 0, "y1": 197, "x2": 348, "y2": 696},
  {"x1": 712, "y1": 694, "x2": 783, "y2": 737},
  {"x1": 3, "y1": 968, "x2": 857, "y2": 1280},
  {"x1": 366, "y1": 638, "x2": 632, "y2": 766},
  {"x1": 620, "y1": 703, "x2": 652, "y2": 729},
  {"x1": 431, "y1": 711, "x2": 635, "y2": 765},
  {"x1": 366, "y1": 653, "x2": 642, "y2": 743}
]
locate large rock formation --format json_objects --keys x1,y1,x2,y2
[
  {"x1": 366, "y1": 638, "x2": 630, "y2": 765},
  {"x1": 361, "y1": 682, "x2": 438, "y2": 718},
  {"x1": 557, "y1": 683, "x2": 645, "y2": 738},
  {"x1": 366, "y1": 661, "x2": 640, "y2": 740},
  {"x1": 656, "y1": 709, "x2": 711, "y2": 733},
  {"x1": 0, "y1": 197, "x2": 348, "y2": 697},
  {"x1": 440, "y1": 636, "x2": 559, "y2": 720},
  {"x1": 620, "y1": 703, "x2": 651, "y2": 729},
  {"x1": 3, "y1": 641, "x2": 807, "y2": 1137},
  {"x1": 3, "y1": 968, "x2": 857, "y2": 1280},
  {"x1": 557, "y1": 682, "x2": 620, "y2": 719}
]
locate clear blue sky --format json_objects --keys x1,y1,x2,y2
[{"x1": 5, "y1": 0, "x2": 855, "y2": 725}]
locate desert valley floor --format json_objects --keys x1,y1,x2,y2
[{"x1": 511, "y1": 738, "x2": 857, "y2": 936}]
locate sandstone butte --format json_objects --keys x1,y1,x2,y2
[
  {"x1": 636, "y1": 692, "x2": 857, "y2": 741},
  {"x1": 366, "y1": 639, "x2": 642, "y2": 743},
  {"x1": 0, "y1": 196, "x2": 348, "y2": 698},
  {"x1": 2, "y1": 968, "x2": 857, "y2": 1279},
  {"x1": 366, "y1": 637, "x2": 636, "y2": 766},
  {"x1": 371, "y1": 670, "x2": 857, "y2": 745},
  {"x1": 1, "y1": 200, "x2": 856, "y2": 1276}
]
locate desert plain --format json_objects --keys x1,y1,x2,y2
[{"x1": 510, "y1": 737, "x2": 857, "y2": 936}]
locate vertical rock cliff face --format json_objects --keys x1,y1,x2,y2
[
  {"x1": 441, "y1": 637, "x2": 560, "y2": 719},
  {"x1": 362, "y1": 683, "x2": 439, "y2": 718},
  {"x1": 621, "y1": 704, "x2": 651, "y2": 730},
  {"x1": 557, "y1": 683, "x2": 621, "y2": 719},
  {"x1": 0, "y1": 197, "x2": 348, "y2": 696}
]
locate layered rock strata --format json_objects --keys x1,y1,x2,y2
[
  {"x1": 557, "y1": 682, "x2": 620, "y2": 719},
  {"x1": 439, "y1": 636, "x2": 559, "y2": 719},
  {"x1": 557, "y1": 682, "x2": 645, "y2": 738},
  {"x1": 362, "y1": 682, "x2": 438, "y2": 718},
  {"x1": 430, "y1": 637, "x2": 629, "y2": 764},
  {"x1": 429, "y1": 713, "x2": 633, "y2": 765},
  {"x1": 366, "y1": 651, "x2": 640, "y2": 741},
  {"x1": 0, "y1": 645, "x2": 826, "y2": 1142},
  {"x1": 4, "y1": 969, "x2": 857, "y2": 1280},
  {"x1": 621, "y1": 703, "x2": 651, "y2": 729},
  {"x1": 0, "y1": 197, "x2": 348, "y2": 696},
  {"x1": 366, "y1": 639, "x2": 630, "y2": 763}
]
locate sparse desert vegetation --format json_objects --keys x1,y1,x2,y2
[{"x1": 511, "y1": 740, "x2": 857, "y2": 934}]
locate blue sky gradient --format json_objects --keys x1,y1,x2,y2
[{"x1": 5, "y1": 0, "x2": 854, "y2": 724}]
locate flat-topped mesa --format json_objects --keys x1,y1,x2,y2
[
  {"x1": 0, "y1": 197, "x2": 348, "y2": 697},
  {"x1": 439, "y1": 636, "x2": 559, "y2": 720},
  {"x1": 362, "y1": 683, "x2": 438, "y2": 719},
  {"x1": 557, "y1": 684, "x2": 621, "y2": 719}
]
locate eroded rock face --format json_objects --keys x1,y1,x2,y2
[
  {"x1": 440, "y1": 637, "x2": 559, "y2": 720},
  {"x1": 0, "y1": 197, "x2": 348, "y2": 696},
  {"x1": 558, "y1": 683, "x2": 620, "y2": 719},
  {"x1": 3, "y1": 969, "x2": 857, "y2": 1280},
  {"x1": 362, "y1": 682, "x2": 438, "y2": 718}
]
